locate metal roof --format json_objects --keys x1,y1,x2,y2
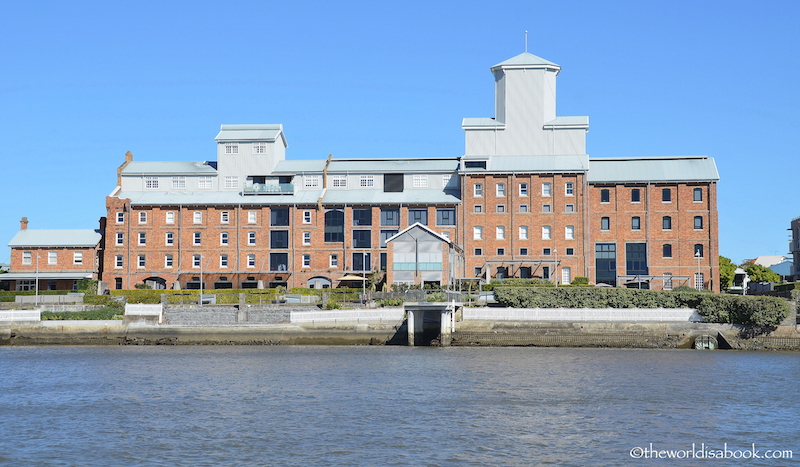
[
  {"x1": 462, "y1": 118, "x2": 506, "y2": 128},
  {"x1": 543, "y1": 116, "x2": 589, "y2": 129},
  {"x1": 8, "y1": 230, "x2": 102, "y2": 248},
  {"x1": 327, "y1": 158, "x2": 460, "y2": 173},
  {"x1": 321, "y1": 189, "x2": 460, "y2": 206},
  {"x1": 461, "y1": 155, "x2": 589, "y2": 173},
  {"x1": 116, "y1": 189, "x2": 323, "y2": 206},
  {"x1": 587, "y1": 156, "x2": 719, "y2": 183},
  {"x1": 121, "y1": 161, "x2": 217, "y2": 175},
  {"x1": 214, "y1": 124, "x2": 287, "y2": 146},
  {"x1": 273, "y1": 160, "x2": 327, "y2": 174},
  {"x1": 491, "y1": 52, "x2": 560, "y2": 71}
]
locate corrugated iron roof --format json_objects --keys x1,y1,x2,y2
[
  {"x1": 491, "y1": 52, "x2": 560, "y2": 70},
  {"x1": 273, "y1": 160, "x2": 327, "y2": 173},
  {"x1": 327, "y1": 158, "x2": 460, "y2": 173},
  {"x1": 8, "y1": 230, "x2": 102, "y2": 248},
  {"x1": 321, "y1": 189, "x2": 460, "y2": 205},
  {"x1": 116, "y1": 189, "x2": 323, "y2": 206},
  {"x1": 461, "y1": 155, "x2": 589, "y2": 173},
  {"x1": 214, "y1": 124, "x2": 286, "y2": 146},
  {"x1": 121, "y1": 161, "x2": 217, "y2": 175},
  {"x1": 588, "y1": 156, "x2": 719, "y2": 183}
]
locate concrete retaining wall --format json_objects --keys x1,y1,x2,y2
[
  {"x1": 0, "y1": 310, "x2": 41, "y2": 322},
  {"x1": 463, "y1": 307, "x2": 702, "y2": 322},
  {"x1": 291, "y1": 309, "x2": 404, "y2": 324}
]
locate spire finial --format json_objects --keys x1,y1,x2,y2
[{"x1": 525, "y1": 30, "x2": 528, "y2": 53}]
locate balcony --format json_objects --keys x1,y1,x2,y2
[{"x1": 243, "y1": 183, "x2": 294, "y2": 195}]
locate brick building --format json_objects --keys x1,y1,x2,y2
[
  {"x1": 99, "y1": 51, "x2": 719, "y2": 291},
  {"x1": 1, "y1": 217, "x2": 103, "y2": 292}
]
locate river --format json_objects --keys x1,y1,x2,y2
[{"x1": 1, "y1": 346, "x2": 798, "y2": 466}]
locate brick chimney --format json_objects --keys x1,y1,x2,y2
[{"x1": 20, "y1": 217, "x2": 28, "y2": 230}]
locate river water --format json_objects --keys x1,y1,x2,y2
[{"x1": 1, "y1": 346, "x2": 798, "y2": 466}]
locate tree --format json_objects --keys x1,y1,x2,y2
[
  {"x1": 744, "y1": 263, "x2": 780, "y2": 283},
  {"x1": 719, "y1": 256, "x2": 737, "y2": 291}
]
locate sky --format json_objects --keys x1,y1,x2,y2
[{"x1": 1, "y1": 0, "x2": 797, "y2": 266}]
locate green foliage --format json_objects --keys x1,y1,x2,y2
[
  {"x1": 323, "y1": 298, "x2": 342, "y2": 310},
  {"x1": 378, "y1": 298, "x2": 404, "y2": 307},
  {"x1": 425, "y1": 292, "x2": 446, "y2": 302},
  {"x1": 745, "y1": 263, "x2": 780, "y2": 283},
  {"x1": 493, "y1": 287, "x2": 790, "y2": 326},
  {"x1": 76, "y1": 279, "x2": 98, "y2": 294},
  {"x1": 41, "y1": 307, "x2": 122, "y2": 320},
  {"x1": 572, "y1": 277, "x2": 589, "y2": 285},
  {"x1": 719, "y1": 256, "x2": 737, "y2": 291}
]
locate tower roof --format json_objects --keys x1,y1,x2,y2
[{"x1": 491, "y1": 52, "x2": 560, "y2": 71}]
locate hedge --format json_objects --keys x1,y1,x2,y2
[{"x1": 493, "y1": 287, "x2": 790, "y2": 327}]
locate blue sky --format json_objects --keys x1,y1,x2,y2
[{"x1": 1, "y1": 0, "x2": 797, "y2": 265}]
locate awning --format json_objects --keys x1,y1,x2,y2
[{"x1": 338, "y1": 275, "x2": 367, "y2": 281}]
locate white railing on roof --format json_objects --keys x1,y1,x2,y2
[{"x1": 243, "y1": 183, "x2": 294, "y2": 195}]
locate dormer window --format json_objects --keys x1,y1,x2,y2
[
  {"x1": 252, "y1": 142, "x2": 267, "y2": 154},
  {"x1": 225, "y1": 143, "x2": 239, "y2": 154}
]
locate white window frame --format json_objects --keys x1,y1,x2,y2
[
  {"x1": 565, "y1": 225, "x2": 575, "y2": 240},
  {"x1": 220, "y1": 211, "x2": 230, "y2": 224},
  {"x1": 198, "y1": 177, "x2": 213, "y2": 189},
  {"x1": 116, "y1": 212, "x2": 125, "y2": 224},
  {"x1": 224, "y1": 176, "x2": 239, "y2": 189},
  {"x1": 473, "y1": 226, "x2": 483, "y2": 240},
  {"x1": 248, "y1": 211, "x2": 257, "y2": 224},
  {"x1": 304, "y1": 175, "x2": 321, "y2": 188},
  {"x1": 166, "y1": 211, "x2": 175, "y2": 224},
  {"x1": 247, "y1": 254, "x2": 256, "y2": 268},
  {"x1": 165, "y1": 255, "x2": 173, "y2": 268},
  {"x1": 22, "y1": 251, "x2": 32, "y2": 265},
  {"x1": 496, "y1": 226, "x2": 505, "y2": 240},
  {"x1": 48, "y1": 251, "x2": 57, "y2": 265},
  {"x1": 137, "y1": 255, "x2": 146, "y2": 269},
  {"x1": 224, "y1": 143, "x2": 238, "y2": 154},
  {"x1": 139, "y1": 212, "x2": 147, "y2": 224},
  {"x1": 302, "y1": 254, "x2": 311, "y2": 268},
  {"x1": 115, "y1": 255, "x2": 123, "y2": 268},
  {"x1": 565, "y1": 182, "x2": 574, "y2": 196},
  {"x1": 330, "y1": 254, "x2": 339, "y2": 268},
  {"x1": 542, "y1": 182, "x2": 551, "y2": 197},
  {"x1": 332, "y1": 175, "x2": 347, "y2": 188},
  {"x1": 220, "y1": 232, "x2": 229, "y2": 245},
  {"x1": 519, "y1": 183, "x2": 528, "y2": 196},
  {"x1": 496, "y1": 183, "x2": 506, "y2": 197},
  {"x1": 303, "y1": 211, "x2": 312, "y2": 224},
  {"x1": 413, "y1": 175, "x2": 428, "y2": 188},
  {"x1": 144, "y1": 176, "x2": 159, "y2": 189},
  {"x1": 474, "y1": 183, "x2": 483, "y2": 197},
  {"x1": 73, "y1": 251, "x2": 83, "y2": 265},
  {"x1": 562, "y1": 267, "x2": 571, "y2": 285},
  {"x1": 360, "y1": 175, "x2": 375, "y2": 187},
  {"x1": 193, "y1": 232, "x2": 201, "y2": 246},
  {"x1": 172, "y1": 177, "x2": 186, "y2": 189},
  {"x1": 193, "y1": 211, "x2": 202, "y2": 224},
  {"x1": 542, "y1": 225, "x2": 551, "y2": 240},
  {"x1": 192, "y1": 255, "x2": 201, "y2": 268},
  {"x1": 138, "y1": 232, "x2": 146, "y2": 245},
  {"x1": 442, "y1": 174, "x2": 452, "y2": 188},
  {"x1": 248, "y1": 232, "x2": 256, "y2": 245},
  {"x1": 220, "y1": 254, "x2": 228, "y2": 268},
  {"x1": 302, "y1": 231, "x2": 311, "y2": 246},
  {"x1": 519, "y1": 226, "x2": 528, "y2": 240},
  {"x1": 116, "y1": 233, "x2": 124, "y2": 246},
  {"x1": 165, "y1": 232, "x2": 174, "y2": 246},
  {"x1": 252, "y1": 142, "x2": 267, "y2": 154}
]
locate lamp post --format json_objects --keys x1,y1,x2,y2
[
  {"x1": 199, "y1": 254, "x2": 204, "y2": 306},
  {"x1": 695, "y1": 249, "x2": 702, "y2": 290},
  {"x1": 35, "y1": 254, "x2": 40, "y2": 306}
]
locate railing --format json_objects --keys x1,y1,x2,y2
[{"x1": 242, "y1": 183, "x2": 294, "y2": 195}]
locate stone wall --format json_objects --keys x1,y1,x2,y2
[{"x1": 165, "y1": 305, "x2": 317, "y2": 326}]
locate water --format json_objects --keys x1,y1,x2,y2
[{"x1": 1, "y1": 346, "x2": 798, "y2": 466}]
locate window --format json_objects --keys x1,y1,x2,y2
[
  {"x1": 565, "y1": 225, "x2": 574, "y2": 240},
  {"x1": 519, "y1": 226, "x2": 528, "y2": 240},
  {"x1": 224, "y1": 143, "x2": 239, "y2": 154},
  {"x1": 165, "y1": 255, "x2": 173, "y2": 268},
  {"x1": 165, "y1": 232, "x2": 174, "y2": 246},
  {"x1": 248, "y1": 211, "x2": 257, "y2": 224},
  {"x1": 632, "y1": 216, "x2": 641, "y2": 230},
  {"x1": 474, "y1": 248, "x2": 483, "y2": 256},
  {"x1": 22, "y1": 252, "x2": 32, "y2": 265},
  {"x1": 138, "y1": 232, "x2": 146, "y2": 245},
  {"x1": 694, "y1": 216, "x2": 703, "y2": 230},
  {"x1": 520, "y1": 248, "x2": 529, "y2": 256},
  {"x1": 270, "y1": 230, "x2": 289, "y2": 249},
  {"x1": 166, "y1": 211, "x2": 175, "y2": 224},
  {"x1": 663, "y1": 216, "x2": 672, "y2": 230},
  {"x1": 380, "y1": 208, "x2": 400, "y2": 226},
  {"x1": 662, "y1": 188, "x2": 671, "y2": 202},
  {"x1": 496, "y1": 183, "x2": 506, "y2": 196},
  {"x1": 595, "y1": 243, "x2": 617, "y2": 286},
  {"x1": 139, "y1": 212, "x2": 147, "y2": 224},
  {"x1": 137, "y1": 255, "x2": 146, "y2": 268},
  {"x1": 324, "y1": 209, "x2": 345, "y2": 242},
  {"x1": 192, "y1": 255, "x2": 202, "y2": 268},
  {"x1": 220, "y1": 211, "x2": 230, "y2": 224},
  {"x1": 253, "y1": 142, "x2": 267, "y2": 154},
  {"x1": 193, "y1": 232, "x2": 201, "y2": 245},
  {"x1": 48, "y1": 251, "x2": 57, "y2": 265},
  {"x1": 330, "y1": 254, "x2": 339, "y2": 268},
  {"x1": 331, "y1": 175, "x2": 347, "y2": 188},
  {"x1": 383, "y1": 174, "x2": 403, "y2": 192},
  {"x1": 496, "y1": 226, "x2": 505, "y2": 240},
  {"x1": 626, "y1": 243, "x2": 648, "y2": 275},
  {"x1": 248, "y1": 232, "x2": 256, "y2": 245},
  {"x1": 413, "y1": 175, "x2": 428, "y2": 188},
  {"x1": 116, "y1": 212, "x2": 125, "y2": 224},
  {"x1": 193, "y1": 211, "x2": 202, "y2": 224},
  {"x1": 360, "y1": 175, "x2": 374, "y2": 187},
  {"x1": 695, "y1": 273, "x2": 705, "y2": 291},
  {"x1": 247, "y1": 254, "x2": 256, "y2": 268},
  {"x1": 542, "y1": 225, "x2": 551, "y2": 240},
  {"x1": 496, "y1": 248, "x2": 506, "y2": 256},
  {"x1": 519, "y1": 183, "x2": 528, "y2": 196},
  {"x1": 116, "y1": 233, "x2": 124, "y2": 246},
  {"x1": 631, "y1": 188, "x2": 641, "y2": 203},
  {"x1": 693, "y1": 187, "x2": 703, "y2": 202},
  {"x1": 496, "y1": 205, "x2": 506, "y2": 213},
  {"x1": 352, "y1": 252, "x2": 371, "y2": 271},
  {"x1": 304, "y1": 175, "x2": 321, "y2": 188},
  {"x1": 352, "y1": 230, "x2": 371, "y2": 248},
  {"x1": 220, "y1": 254, "x2": 228, "y2": 268},
  {"x1": 663, "y1": 244, "x2": 673, "y2": 258},
  {"x1": 473, "y1": 226, "x2": 483, "y2": 240},
  {"x1": 542, "y1": 182, "x2": 551, "y2": 197},
  {"x1": 303, "y1": 211, "x2": 312, "y2": 224},
  {"x1": 172, "y1": 177, "x2": 186, "y2": 189},
  {"x1": 302, "y1": 254, "x2": 311, "y2": 268},
  {"x1": 115, "y1": 255, "x2": 123, "y2": 268},
  {"x1": 600, "y1": 189, "x2": 610, "y2": 203},
  {"x1": 474, "y1": 267, "x2": 483, "y2": 277},
  {"x1": 519, "y1": 204, "x2": 529, "y2": 213},
  {"x1": 543, "y1": 247, "x2": 552, "y2": 256},
  {"x1": 442, "y1": 174, "x2": 452, "y2": 188},
  {"x1": 562, "y1": 267, "x2": 571, "y2": 285},
  {"x1": 380, "y1": 230, "x2": 398, "y2": 248},
  {"x1": 664, "y1": 272, "x2": 673, "y2": 290},
  {"x1": 271, "y1": 208, "x2": 289, "y2": 226},
  {"x1": 474, "y1": 183, "x2": 483, "y2": 197},
  {"x1": 565, "y1": 247, "x2": 574, "y2": 256},
  {"x1": 198, "y1": 177, "x2": 213, "y2": 189},
  {"x1": 565, "y1": 204, "x2": 575, "y2": 213},
  {"x1": 73, "y1": 252, "x2": 83, "y2": 265},
  {"x1": 302, "y1": 231, "x2": 311, "y2": 245},
  {"x1": 436, "y1": 209, "x2": 456, "y2": 225},
  {"x1": 601, "y1": 217, "x2": 610, "y2": 230},
  {"x1": 145, "y1": 176, "x2": 158, "y2": 189},
  {"x1": 542, "y1": 204, "x2": 552, "y2": 213},
  {"x1": 694, "y1": 244, "x2": 704, "y2": 258},
  {"x1": 224, "y1": 176, "x2": 239, "y2": 189},
  {"x1": 408, "y1": 209, "x2": 428, "y2": 225},
  {"x1": 220, "y1": 232, "x2": 229, "y2": 245},
  {"x1": 352, "y1": 208, "x2": 372, "y2": 226},
  {"x1": 474, "y1": 205, "x2": 483, "y2": 213},
  {"x1": 565, "y1": 182, "x2": 574, "y2": 196}
]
